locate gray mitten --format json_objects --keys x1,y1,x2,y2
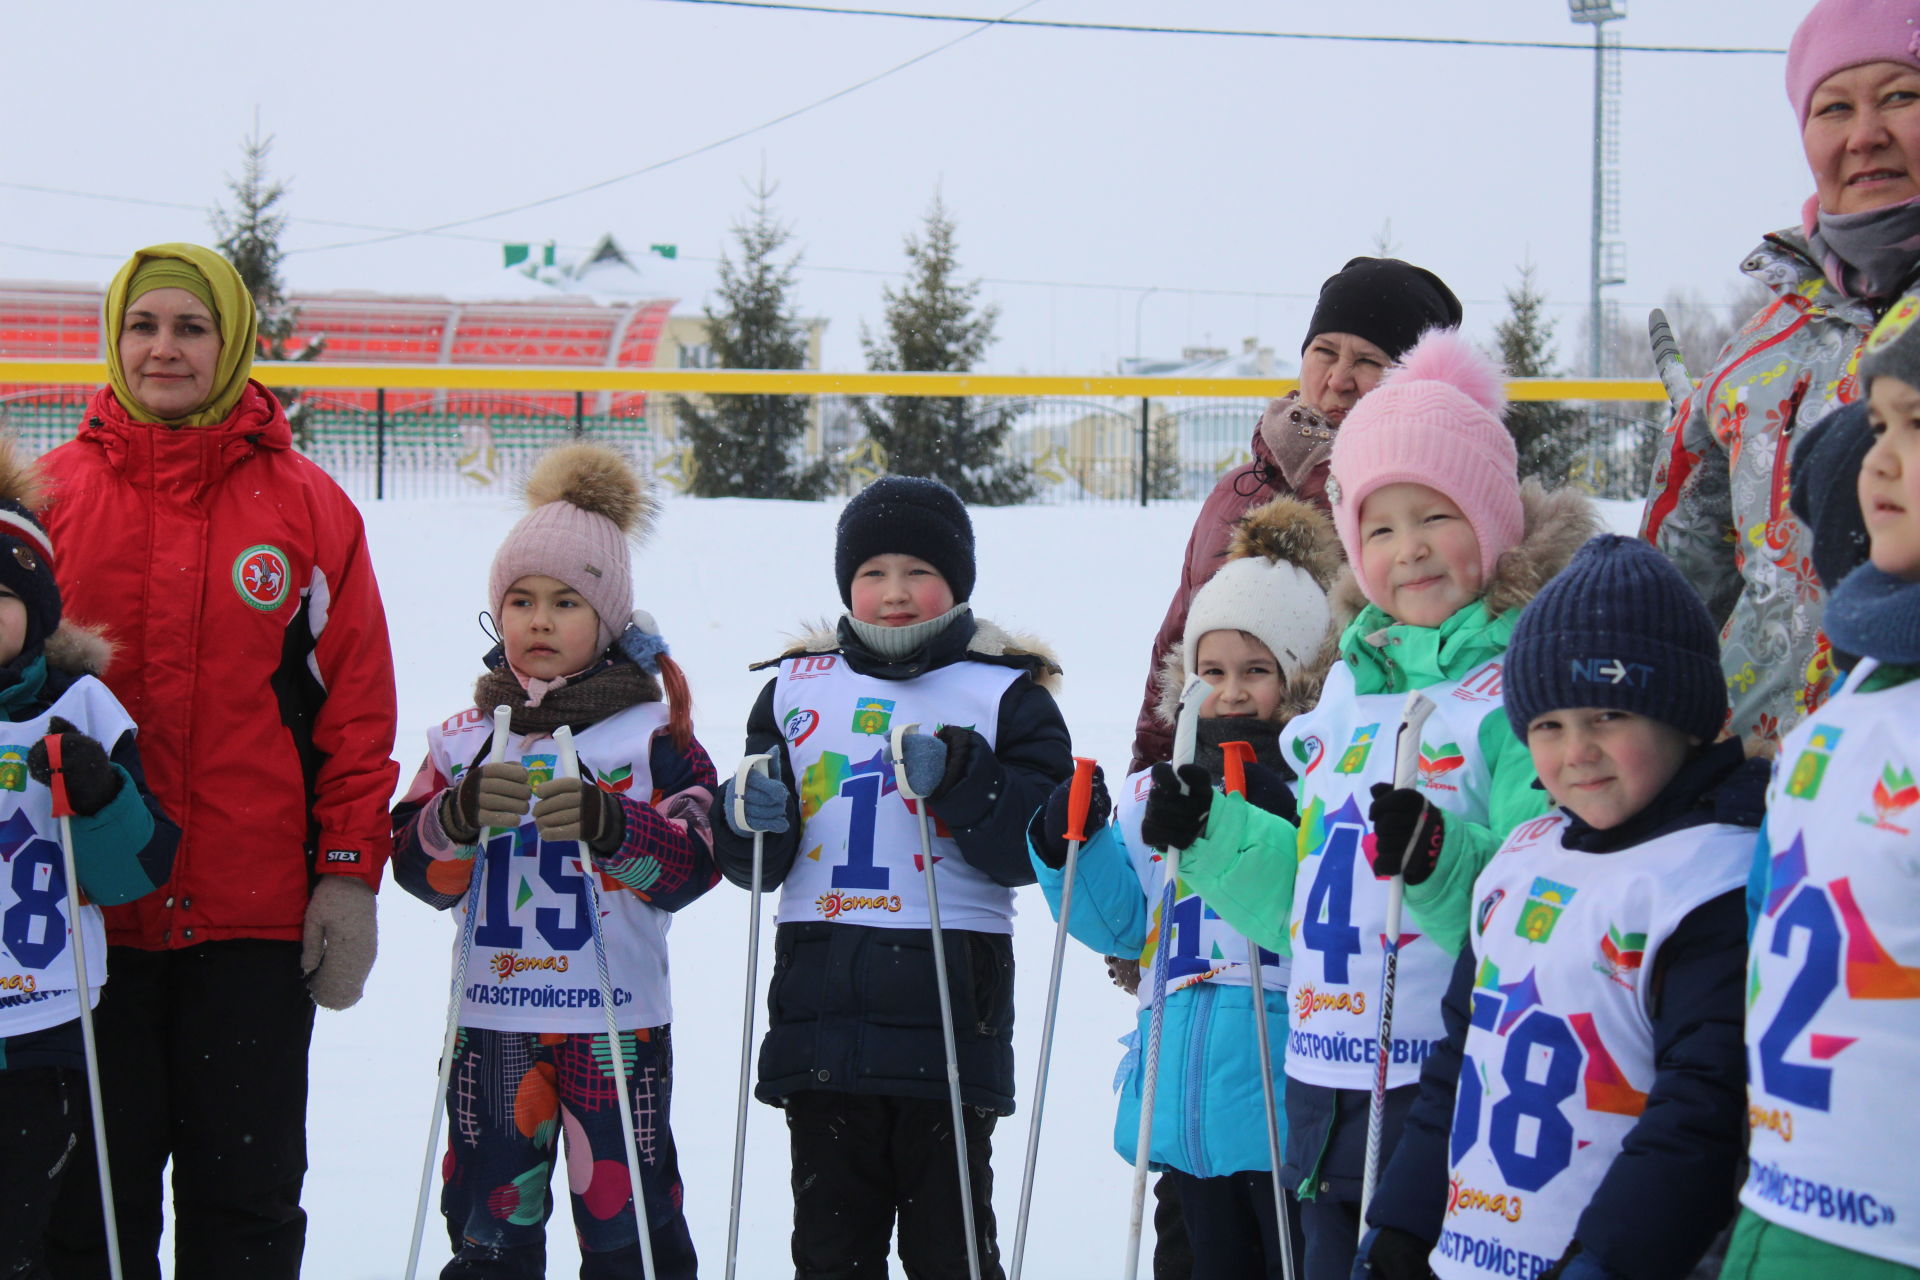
[
  {"x1": 302, "y1": 877, "x2": 377, "y2": 1011},
  {"x1": 721, "y1": 769, "x2": 790, "y2": 837},
  {"x1": 888, "y1": 731, "x2": 948, "y2": 799},
  {"x1": 440, "y1": 762, "x2": 532, "y2": 843}
]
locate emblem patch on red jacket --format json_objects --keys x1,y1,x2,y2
[{"x1": 233, "y1": 544, "x2": 291, "y2": 611}]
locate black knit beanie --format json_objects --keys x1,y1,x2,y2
[
  {"x1": 1789, "y1": 400, "x2": 1875, "y2": 592},
  {"x1": 1505, "y1": 535, "x2": 1725, "y2": 743},
  {"x1": 835, "y1": 475, "x2": 976, "y2": 606},
  {"x1": 1301, "y1": 257, "x2": 1464, "y2": 360},
  {"x1": 0, "y1": 500, "x2": 61, "y2": 662}
]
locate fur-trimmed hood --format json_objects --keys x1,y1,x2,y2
[
  {"x1": 756, "y1": 614, "x2": 1062, "y2": 694},
  {"x1": 43, "y1": 620, "x2": 112, "y2": 679}
]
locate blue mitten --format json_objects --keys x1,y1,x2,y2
[
  {"x1": 721, "y1": 768, "x2": 790, "y2": 836},
  {"x1": 890, "y1": 731, "x2": 949, "y2": 799}
]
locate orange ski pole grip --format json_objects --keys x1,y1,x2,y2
[
  {"x1": 1219, "y1": 741, "x2": 1255, "y2": 797},
  {"x1": 1063, "y1": 756, "x2": 1098, "y2": 842},
  {"x1": 45, "y1": 732, "x2": 73, "y2": 820}
]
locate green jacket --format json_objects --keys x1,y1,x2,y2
[{"x1": 1178, "y1": 483, "x2": 1598, "y2": 958}]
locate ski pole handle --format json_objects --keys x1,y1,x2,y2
[
  {"x1": 1391, "y1": 693, "x2": 1436, "y2": 795},
  {"x1": 732, "y1": 753, "x2": 775, "y2": 832},
  {"x1": 1171, "y1": 676, "x2": 1209, "y2": 767},
  {"x1": 1648, "y1": 307, "x2": 1693, "y2": 411},
  {"x1": 487, "y1": 704, "x2": 513, "y2": 767},
  {"x1": 1219, "y1": 740, "x2": 1255, "y2": 797},
  {"x1": 1063, "y1": 756, "x2": 1098, "y2": 842},
  {"x1": 44, "y1": 733, "x2": 72, "y2": 820},
  {"x1": 890, "y1": 722, "x2": 927, "y2": 801},
  {"x1": 554, "y1": 725, "x2": 580, "y2": 781}
]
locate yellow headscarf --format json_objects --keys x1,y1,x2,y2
[{"x1": 104, "y1": 243, "x2": 258, "y2": 427}]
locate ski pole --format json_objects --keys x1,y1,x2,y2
[
  {"x1": 723, "y1": 751, "x2": 775, "y2": 1280},
  {"x1": 891, "y1": 722, "x2": 982, "y2": 1280},
  {"x1": 407, "y1": 703, "x2": 512, "y2": 1280},
  {"x1": 1009, "y1": 754, "x2": 1099, "y2": 1280},
  {"x1": 45, "y1": 733, "x2": 124, "y2": 1280},
  {"x1": 1648, "y1": 308, "x2": 1694, "y2": 412},
  {"x1": 1357, "y1": 691, "x2": 1438, "y2": 1241},
  {"x1": 1124, "y1": 676, "x2": 1208, "y2": 1280},
  {"x1": 1217, "y1": 739, "x2": 1297, "y2": 1280},
  {"x1": 556, "y1": 725, "x2": 658, "y2": 1280}
]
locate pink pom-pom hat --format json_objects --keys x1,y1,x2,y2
[{"x1": 1327, "y1": 328, "x2": 1522, "y2": 606}]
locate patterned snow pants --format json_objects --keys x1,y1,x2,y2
[{"x1": 439, "y1": 1025, "x2": 696, "y2": 1280}]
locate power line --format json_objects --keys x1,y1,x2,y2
[
  {"x1": 654, "y1": 0, "x2": 1786, "y2": 55},
  {"x1": 283, "y1": 0, "x2": 1041, "y2": 255}
]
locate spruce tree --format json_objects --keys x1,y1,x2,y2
[
  {"x1": 1493, "y1": 264, "x2": 1588, "y2": 488},
  {"x1": 673, "y1": 182, "x2": 836, "y2": 499},
  {"x1": 213, "y1": 128, "x2": 324, "y2": 445},
  {"x1": 856, "y1": 195, "x2": 1033, "y2": 505}
]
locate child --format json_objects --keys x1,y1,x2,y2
[
  {"x1": 1154, "y1": 329, "x2": 1597, "y2": 1279},
  {"x1": 1723, "y1": 294, "x2": 1920, "y2": 1279},
  {"x1": 1356, "y1": 535, "x2": 1760, "y2": 1280},
  {"x1": 0, "y1": 442, "x2": 177, "y2": 1276},
  {"x1": 391, "y1": 444, "x2": 718, "y2": 1280},
  {"x1": 713, "y1": 475, "x2": 1072, "y2": 1280},
  {"x1": 1029, "y1": 496, "x2": 1339, "y2": 1277}
]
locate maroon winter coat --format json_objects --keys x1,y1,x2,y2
[{"x1": 1130, "y1": 395, "x2": 1336, "y2": 771}]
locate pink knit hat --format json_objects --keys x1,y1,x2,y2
[
  {"x1": 489, "y1": 444, "x2": 655, "y2": 655},
  {"x1": 1327, "y1": 328, "x2": 1521, "y2": 606},
  {"x1": 1786, "y1": 0, "x2": 1920, "y2": 125}
]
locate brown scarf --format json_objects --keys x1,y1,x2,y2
[{"x1": 473, "y1": 662, "x2": 662, "y2": 736}]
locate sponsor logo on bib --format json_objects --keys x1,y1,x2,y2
[
  {"x1": 850, "y1": 697, "x2": 895, "y2": 736},
  {"x1": 1475, "y1": 888, "x2": 1505, "y2": 936},
  {"x1": 1293, "y1": 983, "x2": 1367, "y2": 1021},
  {"x1": 1785, "y1": 724, "x2": 1842, "y2": 800},
  {"x1": 782, "y1": 707, "x2": 820, "y2": 748},
  {"x1": 1335, "y1": 723, "x2": 1379, "y2": 774},
  {"x1": 1861, "y1": 763, "x2": 1919, "y2": 835},
  {"x1": 1515, "y1": 876, "x2": 1578, "y2": 943},
  {"x1": 232, "y1": 544, "x2": 291, "y2": 612},
  {"x1": 1416, "y1": 741, "x2": 1465, "y2": 791},
  {"x1": 0, "y1": 748, "x2": 26, "y2": 793},
  {"x1": 1595, "y1": 923, "x2": 1646, "y2": 989}
]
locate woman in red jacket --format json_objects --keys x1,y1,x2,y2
[{"x1": 39, "y1": 243, "x2": 400, "y2": 1280}]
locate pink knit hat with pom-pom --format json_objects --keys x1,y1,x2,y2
[{"x1": 1327, "y1": 328, "x2": 1521, "y2": 604}]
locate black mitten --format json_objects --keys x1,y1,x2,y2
[
  {"x1": 27, "y1": 717, "x2": 121, "y2": 817},
  {"x1": 1029, "y1": 766, "x2": 1111, "y2": 870},
  {"x1": 1368, "y1": 783, "x2": 1446, "y2": 885},
  {"x1": 1140, "y1": 762, "x2": 1213, "y2": 851}
]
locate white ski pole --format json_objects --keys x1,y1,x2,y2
[
  {"x1": 1124, "y1": 676, "x2": 1208, "y2": 1280},
  {"x1": 1217, "y1": 739, "x2": 1297, "y2": 1280},
  {"x1": 1648, "y1": 307, "x2": 1694, "y2": 412},
  {"x1": 723, "y1": 751, "x2": 775, "y2": 1280},
  {"x1": 407, "y1": 703, "x2": 512, "y2": 1280},
  {"x1": 1009, "y1": 754, "x2": 1099, "y2": 1280},
  {"x1": 890, "y1": 721, "x2": 982, "y2": 1280},
  {"x1": 1357, "y1": 691, "x2": 1438, "y2": 1240},
  {"x1": 45, "y1": 733, "x2": 124, "y2": 1280},
  {"x1": 556, "y1": 725, "x2": 658, "y2": 1280}
]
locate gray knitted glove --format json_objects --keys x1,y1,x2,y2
[
  {"x1": 302, "y1": 877, "x2": 377, "y2": 1011},
  {"x1": 721, "y1": 769, "x2": 790, "y2": 837},
  {"x1": 440, "y1": 762, "x2": 532, "y2": 843}
]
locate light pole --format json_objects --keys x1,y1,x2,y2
[
  {"x1": 1133, "y1": 286, "x2": 1160, "y2": 366},
  {"x1": 1569, "y1": 0, "x2": 1625, "y2": 380}
]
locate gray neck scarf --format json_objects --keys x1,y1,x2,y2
[
  {"x1": 1809, "y1": 193, "x2": 1920, "y2": 300},
  {"x1": 842, "y1": 603, "x2": 972, "y2": 659}
]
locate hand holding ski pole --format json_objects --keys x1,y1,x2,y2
[
  {"x1": 1359, "y1": 691, "x2": 1437, "y2": 1240},
  {"x1": 724, "y1": 751, "x2": 775, "y2": 1280},
  {"x1": 1010, "y1": 755, "x2": 1099, "y2": 1280}
]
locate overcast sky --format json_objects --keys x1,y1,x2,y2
[{"x1": 3, "y1": 0, "x2": 1819, "y2": 375}]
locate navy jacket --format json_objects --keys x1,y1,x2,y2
[
  {"x1": 1365, "y1": 742, "x2": 1762, "y2": 1280},
  {"x1": 710, "y1": 612, "x2": 1072, "y2": 1113}
]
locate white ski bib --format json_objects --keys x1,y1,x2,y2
[
  {"x1": 1116, "y1": 767, "x2": 1287, "y2": 1011},
  {"x1": 1742, "y1": 662, "x2": 1920, "y2": 1267},
  {"x1": 1281, "y1": 659, "x2": 1505, "y2": 1091},
  {"x1": 773, "y1": 654, "x2": 1019, "y2": 933},
  {"x1": 430, "y1": 703, "x2": 674, "y2": 1033},
  {"x1": 1433, "y1": 814, "x2": 1749, "y2": 1279},
  {"x1": 0, "y1": 677, "x2": 135, "y2": 1039}
]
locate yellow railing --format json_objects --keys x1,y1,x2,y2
[{"x1": 0, "y1": 360, "x2": 1671, "y2": 402}]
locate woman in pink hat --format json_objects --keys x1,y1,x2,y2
[{"x1": 1642, "y1": 0, "x2": 1920, "y2": 752}]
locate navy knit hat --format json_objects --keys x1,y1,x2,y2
[
  {"x1": 1504, "y1": 535, "x2": 1725, "y2": 743},
  {"x1": 835, "y1": 475, "x2": 976, "y2": 606},
  {"x1": 1789, "y1": 400, "x2": 1874, "y2": 592},
  {"x1": 1302, "y1": 256, "x2": 1464, "y2": 360}
]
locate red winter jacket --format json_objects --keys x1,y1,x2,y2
[
  {"x1": 1130, "y1": 396, "x2": 1335, "y2": 771},
  {"x1": 40, "y1": 382, "x2": 399, "y2": 950}
]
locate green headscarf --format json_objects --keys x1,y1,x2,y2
[{"x1": 104, "y1": 243, "x2": 258, "y2": 427}]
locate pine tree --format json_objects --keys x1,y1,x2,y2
[
  {"x1": 213, "y1": 128, "x2": 324, "y2": 445},
  {"x1": 1493, "y1": 264, "x2": 1588, "y2": 487},
  {"x1": 856, "y1": 195, "x2": 1033, "y2": 505},
  {"x1": 672, "y1": 181, "x2": 836, "y2": 499}
]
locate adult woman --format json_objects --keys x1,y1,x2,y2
[
  {"x1": 1641, "y1": 0, "x2": 1920, "y2": 749},
  {"x1": 1129, "y1": 256, "x2": 1461, "y2": 771},
  {"x1": 40, "y1": 243, "x2": 399, "y2": 1278}
]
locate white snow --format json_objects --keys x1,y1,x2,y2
[{"x1": 287, "y1": 488, "x2": 1640, "y2": 1279}]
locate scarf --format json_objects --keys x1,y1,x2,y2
[
  {"x1": 1256, "y1": 394, "x2": 1337, "y2": 493},
  {"x1": 473, "y1": 658, "x2": 661, "y2": 737},
  {"x1": 1193, "y1": 716, "x2": 1287, "y2": 780},
  {"x1": 841, "y1": 603, "x2": 971, "y2": 661},
  {"x1": 1804, "y1": 192, "x2": 1920, "y2": 301},
  {"x1": 1822, "y1": 562, "x2": 1920, "y2": 665},
  {"x1": 104, "y1": 243, "x2": 258, "y2": 427}
]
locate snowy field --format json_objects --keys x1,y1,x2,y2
[{"x1": 283, "y1": 489, "x2": 1640, "y2": 1279}]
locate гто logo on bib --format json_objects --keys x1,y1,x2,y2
[{"x1": 232, "y1": 544, "x2": 291, "y2": 612}]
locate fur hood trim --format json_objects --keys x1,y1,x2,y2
[
  {"x1": 1152, "y1": 633, "x2": 1335, "y2": 731},
  {"x1": 769, "y1": 616, "x2": 1062, "y2": 693},
  {"x1": 1328, "y1": 479, "x2": 1601, "y2": 623},
  {"x1": 45, "y1": 620, "x2": 112, "y2": 678}
]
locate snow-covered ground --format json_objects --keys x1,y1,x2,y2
[{"x1": 288, "y1": 489, "x2": 1640, "y2": 1279}]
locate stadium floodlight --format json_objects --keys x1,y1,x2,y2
[{"x1": 1567, "y1": 0, "x2": 1625, "y2": 24}]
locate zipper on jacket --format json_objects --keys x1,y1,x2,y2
[{"x1": 1182, "y1": 981, "x2": 1215, "y2": 1173}]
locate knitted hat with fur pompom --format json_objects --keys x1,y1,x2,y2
[
  {"x1": 1181, "y1": 497, "x2": 1340, "y2": 691},
  {"x1": 489, "y1": 444, "x2": 656, "y2": 654},
  {"x1": 1327, "y1": 328, "x2": 1522, "y2": 604}
]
